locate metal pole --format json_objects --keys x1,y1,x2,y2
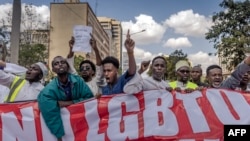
[{"x1": 10, "y1": 0, "x2": 21, "y2": 64}]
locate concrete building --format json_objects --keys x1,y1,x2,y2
[
  {"x1": 122, "y1": 52, "x2": 128, "y2": 73},
  {"x1": 49, "y1": 1, "x2": 109, "y2": 70},
  {"x1": 97, "y1": 17, "x2": 122, "y2": 65}
]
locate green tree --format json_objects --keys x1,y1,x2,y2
[
  {"x1": 18, "y1": 43, "x2": 47, "y2": 67},
  {"x1": 205, "y1": 0, "x2": 250, "y2": 71},
  {"x1": 74, "y1": 55, "x2": 85, "y2": 74}
]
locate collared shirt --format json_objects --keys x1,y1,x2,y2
[
  {"x1": 57, "y1": 78, "x2": 72, "y2": 100},
  {"x1": 102, "y1": 71, "x2": 133, "y2": 95}
]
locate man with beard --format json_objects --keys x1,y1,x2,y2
[
  {"x1": 123, "y1": 56, "x2": 171, "y2": 94},
  {"x1": 37, "y1": 56, "x2": 93, "y2": 141},
  {"x1": 101, "y1": 30, "x2": 136, "y2": 95},
  {"x1": 0, "y1": 60, "x2": 48, "y2": 102},
  {"x1": 169, "y1": 60, "x2": 198, "y2": 92},
  {"x1": 67, "y1": 35, "x2": 104, "y2": 96},
  {"x1": 206, "y1": 56, "x2": 250, "y2": 89}
]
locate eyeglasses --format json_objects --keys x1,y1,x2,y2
[
  {"x1": 179, "y1": 70, "x2": 190, "y2": 73},
  {"x1": 80, "y1": 66, "x2": 91, "y2": 71}
]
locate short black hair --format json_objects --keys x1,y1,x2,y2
[
  {"x1": 206, "y1": 64, "x2": 222, "y2": 75},
  {"x1": 192, "y1": 65, "x2": 202, "y2": 73},
  {"x1": 101, "y1": 56, "x2": 119, "y2": 69},
  {"x1": 79, "y1": 60, "x2": 96, "y2": 75},
  {"x1": 51, "y1": 56, "x2": 69, "y2": 68},
  {"x1": 152, "y1": 56, "x2": 167, "y2": 64}
]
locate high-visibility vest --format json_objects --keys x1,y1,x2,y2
[
  {"x1": 169, "y1": 81, "x2": 198, "y2": 89},
  {"x1": 5, "y1": 76, "x2": 26, "y2": 103}
]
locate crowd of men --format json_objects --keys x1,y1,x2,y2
[{"x1": 0, "y1": 29, "x2": 250, "y2": 140}]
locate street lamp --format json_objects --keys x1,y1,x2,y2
[{"x1": 123, "y1": 29, "x2": 146, "y2": 36}]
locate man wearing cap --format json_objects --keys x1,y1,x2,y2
[
  {"x1": 38, "y1": 55, "x2": 93, "y2": 141},
  {"x1": 0, "y1": 60, "x2": 48, "y2": 102},
  {"x1": 169, "y1": 60, "x2": 198, "y2": 92}
]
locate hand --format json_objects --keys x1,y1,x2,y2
[
  {"x1": 58, "y1": 101, "x2": 73, "y2": 107},
  {"x1": 124, "y1": 29, "x2": 135, "y2": 54},
  {"x1": 174, "y1": 87, "x2": 182, "y2": 92},
  {"x1": 139, "y1": 60, "x2": 150, "y2": 73},
  {"x1": 90, "y1": 33, "x2": 97, "y2": 50},
  {"x1": 196, "y1": 86, "x2": 204, "y2": 91},
  {"x1": 184, "y1": 88, "x2": 195, "y2": 93},
  {"x1": 69, "y1": 36, "x2": 75, "y2": 49},
  {"x1": 0, "y1": 60, "x2": 6, "y2": 68},
  {"x1": 95, "y1": 93, "x2": 102, "y2": 99},
  {"x1": 166, "y1": 87, "x2": 173, "y2": 92}
]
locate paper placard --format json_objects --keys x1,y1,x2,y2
[{"x1": 72, "y1": 25, "x2": 92, "y2": 52}]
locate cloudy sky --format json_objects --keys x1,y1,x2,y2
[{"x1": 0, "y1": 0, "x2": 223, "y2": 73}]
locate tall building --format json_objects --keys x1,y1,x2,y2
[
  {"x1": 49, "y1": 2, "x2": 109, "y2": 70},
  {"x1": 97, "y1": 17, "x2": 122, "y2": 65}
]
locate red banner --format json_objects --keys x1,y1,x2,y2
[{"x1": 0, "y1": 88, "x2": 250, "y2": 141}]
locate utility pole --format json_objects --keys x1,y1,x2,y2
[{"x1": 10, "y1": 0, "x2": 21, "y2": 64}]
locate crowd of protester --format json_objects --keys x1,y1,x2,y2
[{"x1": 0, "y1": 29, "x2": 250, "y2": 140}]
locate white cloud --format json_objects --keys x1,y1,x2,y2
[
  {"x1": 0, "y1": 3, "x2": 12, "y2": 25},
  {"x1": 164, "y1": 9, "x2": 213, "y2": 37},
  {"x1": 134, "y1": 47, "x2": 154, "y2": 60},
  {"x1": 163, "y1": 37, "x2": 192, "y2": 48},
  {"x1": 122, "y1": 14, "x2": 166, "y2": 45},
  {"x1": 188, "y1": 51, "x2": 219, "y2": 74}
]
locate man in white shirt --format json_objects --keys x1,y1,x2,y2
[
  {"x1": 0, "y1": 60, "x2": 48, "y2": 102},
  {"x1": 124, "y1": 56, "x2": 170, "y2": 94}
]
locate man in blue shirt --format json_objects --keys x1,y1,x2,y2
[{"x1": 101, "y1": 30, "x2": 136, "y2": 95}]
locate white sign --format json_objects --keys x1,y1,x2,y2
[{"x1": 72, "y1": 25, "x2": 92, "y2": 52}]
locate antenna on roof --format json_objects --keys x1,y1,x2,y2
[{"x1": 95, "y1": 0, "x2": 98, "y2": 15}]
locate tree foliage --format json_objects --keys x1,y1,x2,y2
[
  {"x1": 74, "y1": 55, "x2": 85, "y2": 74},
  {"x1": 205, "y1": 0, "x2": 250, "y2": 71},
  {"x1": 147, "y1": 49, "x2": 188, "y2": 81},
  {"x1": 18, "y1": 43, "x2": 47, "y2": 67}
]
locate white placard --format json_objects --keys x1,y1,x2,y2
[{"x1": 72, "y1": 25, "x2": 92, "y2": 52}]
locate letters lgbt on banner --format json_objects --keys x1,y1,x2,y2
[{"x1": 0, "y1": 88, "x2": 250, "y2": 141}]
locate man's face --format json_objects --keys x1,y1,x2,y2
[
  {"x1": 206, "y1": 68, "x2": 223, "y2": 88},
  {"x1": 103, "y1": 63, "x2": 118, "y2": 84},
  {"x1": 52, "y1": 57, "x2": 68, "y2": 75},
  {"x1": 177, "y1": 66, "x2": 190, "y2": 83},
  {"x1": 80, "y1": 63, "x2": 94, "y2": 82},
  {"x1": 241, "y1": 71, "x2": 250, "y2": 84},
  {"x1": 25, "y1": 64, "x2": 42, "y2": 82},
  {"x1": 190, "y1": 67, "x2": 202, "y2": 81},
  {"x1": 151, "y1": 58, "x2": 166, "y2": 81}
]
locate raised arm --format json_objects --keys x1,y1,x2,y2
[
  {"x1": 90, "y1": 33, "x2": 102, "y2": 66},
  {"x1": 67, "y1": 36, "x2": 74, "y2": 59},
  {"x1": 0, "y1": 60, "x2": 27, "y2": 76},
  {"x1": 66, "y1": 37, "x2": 77, "y2": 74},
  {"x1": 222, "y1": 56, "x2": 250, "y2": 89},
  {"x1": 138, "y1": 60, "x2": 150, "y2": 74},
  {"x1": 124, "y1": 29, "x2": 136, "y2": 75}
]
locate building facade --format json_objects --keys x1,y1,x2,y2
[
  {"x1": 97, "y1": 17, "x2": 122, "y2": 65},
  {"x1": 49, "y1": 2, "x2": 109, "y2": 70}
]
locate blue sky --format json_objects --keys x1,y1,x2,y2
[{"x1": 0, "y1": 0, "x2": 224, "y2": 72}]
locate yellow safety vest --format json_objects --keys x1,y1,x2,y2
[
  {"x1": 5, "y1": 76, "x2": 26, "y2": 103},
  {"x1": 169, "y1": 81, "x2": 198, "y2": 89}
]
